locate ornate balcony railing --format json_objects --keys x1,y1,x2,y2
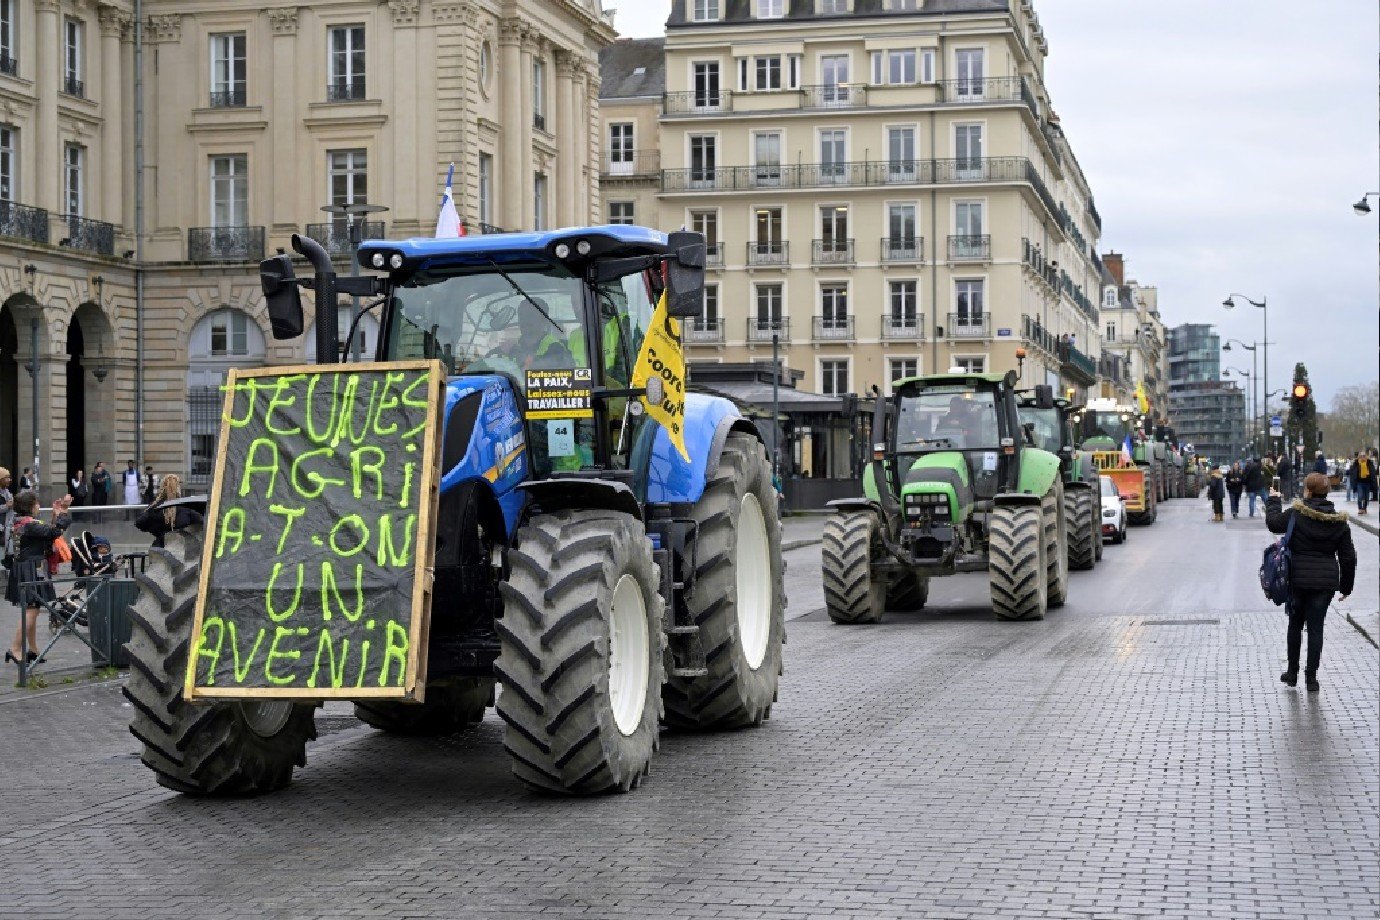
[
  {"x1": 326, "y1": 81, "x2": 366, "y2": 102},
  {"x1": 61, "y1": 214, "x2": 115, "y2": 255},
  {"x1": 1087, "y1": 196, "x2": 1103, "y2": 232},
  {"x1": 747, "y1": 317, "x2": 788, "y2": 343},
  {"x1": 812, "y1": 238, "x2": 854, "y2": 265},
  {"x1": 936, "y1": 76, "x2": 1029, "y2": 107},
  {"x1": 948, "y1": 234, "x2": 990, "y2": 261},
  {"x1": 882, "y1": 314, "x2": 924, "y2": 341},
  {"x1": 208, "y1": 88, "x2": 246, "y2": 108},
  {"x1": 746, "y1": 241, "x2": 788, "y2": 266},
  {"x1": 684, "y1": 317, "x2": 724, "y2": 344},
  {"x1": 304, "y1": 220, "x2": 388, "y2": 258},
  {"x1": 187, "y1": 226, "x2": 266, "y2": 262},
  {"x1": 704, "y1": 242, "x2": 724, "y2": 267},
  {"x1": 947, "y1": 312, "x2": 989, "y2": 338},
  {"x1": 63, "y1": 75, "x2": 84, "y2": 98},
  {"x1": 0, "y1": 201, "x2": 50, "y2": 245},
  {"x1": 801, "y1": 83, "x2": 865, "y2": 109},
  {"x1": 0, "y1": 53, "x2": 18, "y2": 78},
  {"x1": 812, "y1": 315, "x2": 853, "y2": 342},
  {"x1": 1022, "y1": 314, "x2": 1058, "y2": 355},
  {"x1": 1058, "y1": 341, "x2": 1098, "y2": 383},
  {"x1": 662, "y1": 156, "x2": 1033, "y2": 193},
  {"x1": 601, "y1": 150, "x2": 661, "y2": 178},
  {"x1": 663, "y1": 90, "x2": 733, "y2": 114},
  {"x1": 881, "y1": 236, "x2": 923, "y2": 262}
]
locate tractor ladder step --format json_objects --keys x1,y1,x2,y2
[
  {"x1": 671, "y1": 666, "x2": 708, "y2": 678},
  {"x1": 667, "y1": 625, "x2": 699, "y2": 636}
]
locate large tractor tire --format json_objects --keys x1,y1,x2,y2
[
  {"x1": 886, "y1": 571, "x2": 929, "y2": 611},
  {"x1": 1042, "y1": 482, "x2": 1069, "y2": 608},
  {"x1": 989, "y1": 504, "x2": 1048, "y2": 621},
  {"x1": 496, "y1": 510, "x2": 664, "y2": 794},
  {"x1": 822, "y1": 511, "x2": 886, "y2": 625},
  {"x1": 123, "y1": 529, "x2": 317, "y2": 796},
  {"x1": 354, "y1": 677, "x2": 493, "y2": 736},
  {"x1": 664, "y1": 432, "x2": 786, "y2": 730},
  {"x1": 1065, "y1": 487, "x2": 1097, "y2": 572}
]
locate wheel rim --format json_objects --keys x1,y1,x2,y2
[
  {"x1": 607, "y1": 574, "x2": 650, "y2": 736},
  {"x1": 736, "y1": 493, "x2": 772, "y2": 670},
  {"x1": 239, "y1": 701, "x2": 294, "y2": 738}
]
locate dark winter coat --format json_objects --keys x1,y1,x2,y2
[
  {"x1": 1313, "y1": 456, "x2": 1328, "y2": 475},
  {"x1": 135, "y1": 505, "x2": 204, "y2": 549},
  {"x1": 11, "y1": 514, "x2": 71, "y2": 564},
  {"x1": 1207, "y1": 477, "x2": 1225, "y2": 502},
  {"x1": 1225, "y1": 470, "x2": 1244, "y2": 495},
  {"x1": 1276, "y1": 457, "x2": 1292, "y2": 479},
  {"x1": 1265, "y1": 496, "x2": 1357, "y2": 595},
  {"x1": 1243, "y1": 462, "x2": 1264, "y2": 492}
]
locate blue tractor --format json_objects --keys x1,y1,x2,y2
[{"x1": 123, "y1": 227, "x2": 786, "y2": 795}]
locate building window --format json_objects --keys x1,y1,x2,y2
[
  {"x1": 754, "y1": 206, "x2": 783, "y2": 252},
  {"x1": 954, "y1": 355, "x2": 986, "y2": 374},
  {"x1": 328, "y1": 25, "x2": 366, "y2": 101},
  {"x1": 327, "y1": 149, "x2": 368, "y2": 234},
  {"x1": 689, "y1": 134, "x2": 717, "y2": 187},
  {"x1": 920, "y1": 49, "x2": 935, "y2": 83},
  {"x1": 532, "y1": 58, "x2": 546, "y2": 131},
  {"x1": 608, "y1": 201, "x2": 635, "y2": 225},
  {"x1": 1104, "y1": 288, "x2": 1117, "y2": 307},
  {"x1": 533, "y1": 172, "x2": 547, "y2": 230},
  {"x1": 210, "y1": 33, "x2": 247, "y2": 106},
  {"x1": 889, "y1": 280, "x2": 918, "y2": 327},
  {"x1": 692, "y1": 61, "x2": 721, "y2": 109},
  {"x1": 889, "y1": 358, "x2": 918, "y2": 388},
  {"x1": 210, "y1": 310, "x2": 250, "y2": 357},
  {"x1": 755, "y1": 283, "x2": 783, "y2": 325},
  {"x1": 955, "y1": 124, "x2": 983, "y2": 177},
  {"x1": 753, "y1": 131, "x2": 782, "y2": 184},
  {"x1": 755, "y1": 55, "x2": 781, "y2": 91},
  {"x1": 0, "y1": 125, "x2": 14, "y2": 201},
  {"x1": 956, "y1": 48, "x2": 985, "y2": 98},
  {"x1": 820, "y1": 359, "x2": 849, "y2": 396},
  {"x1": 756, "y1": 0, "x2": 785, "y2": 18},
  {"x1": 63, "y1": 144, "x2": 83, "y2": 216},
  {"x1": 608, "y1": 122, "x2": 634, "y2": 174},
  {"x1": 820, "y1": 283, "x2": 848, "y2": 330},
  {"x1": 820, "y1": 54, "x2": 850, "y2": 105},
  {"x1": 63, "y1": 17, "x2": 83, "y2": 96},
  {"x1": 692, "y1": 0, "x2": 721, "y2": 21},
  {"x1": 210, "y1": 154, "x2": 248, "y2": 227},
  {"x1": 887, "y1": 0, "x2": 920, "y2": 9},
  {"x1": 819, "y1": 128, "x2": 846, "y2": 183},
  {"x1": 478, "y1": 153, "x2": 493, "y2": 227},
  {"x1": 887, "y1": 126, "x2": 916, "y2": 179},
  {"x1": 955, "y1": 279, "x2": 984, "y2": 325},
  {"x1": 479, "y1": 42, "x2": 492, "y2": 91},
  {"x1": 690, "y1": 209, "x2": 719, "y2": 247},
  {"x1": 887, "y1": 204, "x2": 917, "y2": 250},
  {"x1": 819, "y1": 0, "x2": 850, "y2": 12},
  {"x1": 701, "y1": 283, "x2": 719, "y2": 327},
  {"x1": 0, "y1": 1, "x2": 16, "y2": 77}
]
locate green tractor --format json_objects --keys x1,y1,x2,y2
[
  {"x1": 822, "y1": 370, "x2": 1068, "y2": 624},
  {"x1": 1017, "y1": 386, "x2": 1102, "y2": 571}
]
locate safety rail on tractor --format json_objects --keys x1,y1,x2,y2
[{"x1": 120, "y1": 225, "x2": 787, "y2": 798}]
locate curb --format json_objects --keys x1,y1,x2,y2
[
  {"x1": 1347, "y1": 515, "x2": 1379, "y2": 538},
  {"x1": 1345, "y1": 611, "x2": 1379, "y2": 650}
]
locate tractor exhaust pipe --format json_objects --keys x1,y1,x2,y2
[{"x1": 293, "y1": 233, "x2": 339, "y2": 365}]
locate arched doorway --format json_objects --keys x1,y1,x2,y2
[
  {"x1": 65, "y1": 316, "x2": 85, "y2": 479},
  {"x1": 0, "y1": 301, "x2": 17, "y2": 470},
  {"x1": 65, "y1": 302, "x2": 115, "y2": 493},
  {"x1": 187, "y1": 307, "x2": 266, "y2": 486}
]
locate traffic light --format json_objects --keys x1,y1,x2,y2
[{"x1": 1290, "y1": 381, "x2": 1311, "y2": 407}]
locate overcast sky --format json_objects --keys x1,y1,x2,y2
[{"x1": 608, "y1": 0, "x2": 1379, "y2": 411}]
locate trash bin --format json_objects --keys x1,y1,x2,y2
[{"x1": 87, "y1": 578, "x2": 139, "y2": 668}]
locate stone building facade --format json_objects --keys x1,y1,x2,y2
[{"x1": 0, "y1": 0, "x2": 616, "y2": 498}]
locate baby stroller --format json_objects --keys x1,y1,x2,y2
[{"x1": 49, "y1": 532, "x2": 120, "y2": 633}]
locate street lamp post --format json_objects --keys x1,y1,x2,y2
[
  {"x1": 320, "y1": 202, "x2": 390, "y2": 360},
  {"x1": 1223, "y1": 367, "x2": 1251, "y2": 457},
  {"x1": 1222, "y1": 293, "x2": 1268, "y2": 452},
  {"x1": 1222, "y1": 339, "x2": 1259, "y2": 453}
]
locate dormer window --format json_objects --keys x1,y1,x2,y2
[{"x1": 756, "y1": 0, "x2": 784, "y2": 19}]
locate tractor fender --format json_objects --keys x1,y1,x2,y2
[
  {"x1": 1016, "y1": 447, "x2": 1061, "y2": 497},
  {"x1": 826, "y1": 498, "x2": 882, "y2": 516},
  {"x1": 517, "y1": 478, "x2": 642, "y2": 521},
  {"x1": 644, "y1": 392, "x2": 749, "y2": 505},
  {"x1": 435, "y1": 478, "x2": 510, "y2": 564},
  {"x1": 993, "y1": 491, "x2": 1044, "y2": 507},
  {"x1": 1064, "y1": 479, "x2": 1096, "y2": 493}
]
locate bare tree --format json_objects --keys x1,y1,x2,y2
[{"x1": 1322, "y1": 381, "x2": 1379, "y2": 454}]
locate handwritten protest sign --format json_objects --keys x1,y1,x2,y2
[{"x1": 185, "y1": 361, "x2": 443, "y2": 702}]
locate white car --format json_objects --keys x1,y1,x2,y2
[{"x1": 1100, "y1": 476, "x2": 1128, "y2": 544}]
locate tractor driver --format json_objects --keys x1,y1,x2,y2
[{"x1": 938, "y1": 395, "x2": 997, "y2": 448}]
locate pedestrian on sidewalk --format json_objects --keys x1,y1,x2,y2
[
  {"x1": 1244, "y1": 456, "x2": 1265, "y2": 517},
  {"x1": 1356, "y1": 450, "x2": 1377, "y2": 515},
  {"x1": 5, "y1": 491, "x2": 73, "y2": 667},
  {"x1": 90, "y1": 461, "x2": 111, "y2": 523},
  {"x1": 135, "y1": 475, "x2": 203, "y2": 549},
  {"x1": 1276, "y1": 452, "x2": 1294, "y2": 500},
  {"x1": 140, "y1": 465, "x2": 157, "y2": 505},
  {"x1": 1207, "y1": 467, "x2": 1225, "y2": 522},
  {"x1": 121, "y1": 460, "x2": 141, "y2": 508},
  {"x1": 1312, "y1": 450, "x2": 1328, "y2": 477},
  {"x1": 1266, "y1": 473, "x2": 1356, "y2": 692},
  {"x1": 1344, "y1": 451, "x2": 1359, "y2": 502},
  {"x1": 70, "y1": 469, "x2": 88, "y2": 507},
  {"x1": 1225, "y1": 462, "x2": 1244, "y2": 518},
  {"x1": 0, "y1": 467, "x2": 13, "y2": 567}
]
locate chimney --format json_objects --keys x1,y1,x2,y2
[{"x1": 1102, "y1": 251, "x2": 1125, "y2": 285}]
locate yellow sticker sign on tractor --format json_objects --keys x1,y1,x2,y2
[{"x1": 632, "y1": 290, "x2": 690, "y2": 462}]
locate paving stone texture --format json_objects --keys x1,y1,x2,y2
[{"x1": 0, "y1": 501, "x2": 1375, "y2": 919}]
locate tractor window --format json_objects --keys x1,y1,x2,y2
[
  {"x1": 385, "y1": 264, "x2": 586, "y2": 377},
  {"x1": 1024, "y1": 408, "x2": 1062, "y2": 454},
  {"x1": 594, "y1": 269, "x2": 658, "y2": 388},
  {"x1": 1084, "y1": 412, "x2": 1134, "y2": 444},
  {"x1": 895, "y1": 388, "x2": 1000, "y2": 450}
]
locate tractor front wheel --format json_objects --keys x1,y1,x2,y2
[
  {"x1": 1042, "y1": 482, "x2": 1069, "y2": 608},
  {"x1": 1065, "y1": 487, "x2": 1096, "y2": 572},
  {"x1": 989, "y1": 505, "x2": 1047, "y2": 621},
  {"x1": 822, "y1": 511, "x2": 886, "y2": 625},
  {"x1": 886, "y1": 571, "x2": 929, "y2": 611}
]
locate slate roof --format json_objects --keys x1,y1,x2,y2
[
  {"x1": 599, "y1": 38, "x2": 666, "y2": 99},
  {"x1": 667, "y1": 0, "x2": 1006, "y2": 27}
]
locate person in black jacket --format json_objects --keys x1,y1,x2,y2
[
  {"x1": 135, "y1": 474, "x2": 203, "y2": 549},
  {"x1": 1206, "y1": 468, "x2": 1225, "y2": 522},
  {"x1": 1243, "y1": 458, "x2": 1265, "y2": 517},
  {"x1": 1225, "y1": 462, "x2": 1244, "y2": 518},
  {"x1": 1266, "y1": 472, "x2": 1357, "y2": 691},
  {"x1": 5, "y1": 491, "x2": 73, "y2": 666}
]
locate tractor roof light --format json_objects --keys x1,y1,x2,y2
[
  {"x1": 576, "y1": 239, "x2": 592, "y2": 256},
  {"x1": 554, "y1": 243, "x2": 571, "y2": 259},
  {"x1": 369, "y1": 252, "x2": 386, "y2": 269},
  {"x1": 388, "y1": 253, "x2": 404, "y2": 270}
]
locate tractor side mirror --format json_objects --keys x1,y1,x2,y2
[
  {"x1": 665, "y1": 230, "x2": 706, "y2": 318},
  {"x1": 1033, "y1": 384, "x2": 1055, "y2": 410},
  {"x1": 260, "y1": 254, "x2": 304, "y2": 340}
]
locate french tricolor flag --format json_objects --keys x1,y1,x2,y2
[{"x1": 435, "y1": 163, "x2": 464, "y2": 238}]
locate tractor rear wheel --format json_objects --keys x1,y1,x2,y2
[
  {"x1": 123, "y1": 529, "x2": 317, "y2": 796},
  {"x1": 354, "y1": 678, "x2": 493, "y2": 736},
  {"x1": 1042, "y1": 482, "x2": 1069, "y2": 608},
  {"x1": 886, "y1": 572, "x2": 929, "y2": 611},
  {"x1": 1065, "y1": 487, "x2": 1096, "y2": 572},
  {"x1": 496, "y1": 510, "x2": 664, "y2": 794},
  {"x1": 989, "y1": 504, "x2": 1047, "y2": 621},
  {"x1": 822, "y1": 511, "x2": 886, "y2": 625},
  {"x1": 664, "y1": 432, "x2": 785, "y2": 730}
]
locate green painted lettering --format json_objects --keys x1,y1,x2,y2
[
  {"x1": 379, "y1": 620, "x2": 409, "y2": 687},
  {"x1": 228, "y1": 621, "x2": 267, "y2": 684},
  {"x1": 264, "y1": 626, "x2": 300, "y2": 686},
  {"x1": 350, "y1": 446, "x2": 387, "y2": 500},
  {"x1": 346, "y1": 378, "x2": 382, "y2": 446},
  {"x1": 320, "y1": 560, "x2": 365, "y2": 622},
  {"x1": 265, "y1": 561, "x2": 305, "y2": 622},
  {"x1": 401, "y1": 372, "x2": 430, "y2": 438},
  {"x1": 215, "y1": 508, "x2": 246, "y2": 558},
  {"x1": 239, "y1": 438, "x2": 280, "y2": 498},
  {"x1": 263, "y1": 375, "x2": 305, "y2": 436},
  {"x1": 268, "y1": 504, "x2": 306, "y2": 554},
  {"x1": 372, "y1": 371, "x2": 405, "y2": 437},
  {"x1": 376, "y1": 513, "x2": 415, "y2": 568},
  {"x1": 329, "y1": 375, "x2": 361, "y2": 448},
  {"x1": 399, "y1": 461, "x2": 416, "y2": 508},
  {"x1": 195, "y1": 616, "x2": 226, "y2": 685},
  {"x1": 223, "y1": 380, "x2": 260, "y2": 428},
  {"x1": 290, "y1": 446, "x2": 346, "y2": 499},
  {"x1": 304, "y1": 372, "x2": 342, "y2": 445},
  {"x1": 308, "y1": 628, "x2": 350, "y2": 689},
  {"x1": 329, "y1": 515, "x2": 369, "y2": 557},
  {"x1": 354, "y1": 638, "x2": 372, "y2": 688}
]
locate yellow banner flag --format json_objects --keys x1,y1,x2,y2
[
  {"x1": 1135, "y1": 382, "x2": 1151, "y2": 414},
  {"x1": 631, "y1": 289, "x2": 690, "y2": 462}
]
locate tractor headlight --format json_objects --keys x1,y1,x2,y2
[
  {"x1": 389, "y1": 253, "x2": 404, "y2": 270},
  {"x1": 370, "y1": 252, "x2": 386, "y2": 269},
  {"x1": 555, "y1": 243, "x2": 571, "y2": 259},
  {"x1": 576, "y1": 239, "x2": 592, "y2": 256}
]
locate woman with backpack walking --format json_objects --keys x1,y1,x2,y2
[
  {"x1": 5, "y1": 491, "x2": 73, "y2": 666},
  {"x1": 1265, "y1": 472, "x2": 1357, "y2": 692}
]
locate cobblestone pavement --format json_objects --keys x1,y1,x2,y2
[{"x1": 0, "y1": 501, "x2": 1375, "y2": 919}]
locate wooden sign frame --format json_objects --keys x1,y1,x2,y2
[{"x1": 184, "y1": 360, "x2": 444, "y2": 703}]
